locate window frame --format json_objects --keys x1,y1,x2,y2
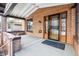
[
  {"x1": 7, "y1": 17, "x2": 25, "y2": 32},
  {"x1": 61, "y1": 13, "x2": 66, "y2": 32},
  {"x1": 27, "y1": 19, "x2": 33, "y2": 32}
]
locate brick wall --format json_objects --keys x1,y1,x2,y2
[
  {"x1": 25, "y1": 4, "x2": 75, "y2": 45},
  {"x1": 73, "y1": 4, "x2": 79, "y2": 55}
]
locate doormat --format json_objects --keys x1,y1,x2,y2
[{"x1": 42, "y1": 40, "x2": 65, "y2": 50}]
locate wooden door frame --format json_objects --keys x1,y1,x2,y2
[
  {"x1": 48, "y1": 14, "x2": 60, "y2": 41},
  {"x1": 59, "y1": 12, "x2": 67, "y2": 43},
  {"x1": 43, "y1": 11, "x2": 67, "y2": 42}
]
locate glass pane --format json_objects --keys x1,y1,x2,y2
[
  {"x1": 49, "y1": 15, "x2": 59, "y2": 40},
  {"x1": 61, "y1": 13, "x2": 66, "y2": 35},
  {"x1": 52, "y1": 16, "x2": 59, "y2": 34},
  {"x1": 52, "y1": 20, "x2": 59, "y2": 26},
  {"x1": 27, "y1": 20, "x2": 33, "y2": 31},
  {"x1": 46, "y1": 21, "x2": 48, "y2": 33},
  {"x1": 7, "y1": 18, "x2": 24, "y2": 31}
]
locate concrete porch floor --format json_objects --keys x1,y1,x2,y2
[{"x1": 15, "y1": 35, "x2": 76, "y2": 56}]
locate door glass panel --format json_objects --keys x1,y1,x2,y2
[
  {"x1": 45, "y1": 17, "x2": 48, "y2": 33},
  {"x1": 61, "y1": 14, "x2": 66, "y2": 35},
  {"x1": 49, "y1": 15, "x2": 59, "y2": 40}
]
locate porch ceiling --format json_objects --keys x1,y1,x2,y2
[{"x1": 5, "y1": 3, "x2": 69, "y2": 18}]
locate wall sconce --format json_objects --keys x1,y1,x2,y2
[
  {"x1": 39, "y1": 21, "x2": 41, "y2": 23},
  {"x1": 39, "y1": 30, "x2": 42, "y2": 33}
]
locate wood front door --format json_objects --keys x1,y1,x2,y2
[
  {"x1": 49, "y1": 15, "x2": 59, "y2": 40},
  {"x1": 47, "y1": 12, "x2": 67, "y2": 42}
]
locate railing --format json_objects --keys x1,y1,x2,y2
[
  {"x1": 0, "y1": 32, "x2": 21, "y2": 56},
  {"x1": 0, "y1": 32, "x2": 14, "y2": 56},
  {"x1": 0, "y1": 40, "x2": 10, "y2": 56}
]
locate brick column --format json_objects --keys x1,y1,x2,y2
[
  {"x1": 76, "y1": 4, "x2": 79, "y2": 44},
  {"x1": 1, "y1": 16, "x2": 7, "y2": 32},
  {"x1": 75, "y1": 3, "x2": 79, "y2": 55},
  {"x1": 1, "y1": 16, "x2": 7, "y2": 45}
]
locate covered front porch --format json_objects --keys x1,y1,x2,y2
[
  {"x1": 15, "y1": 35, "x2": 76, "y2": 56},
  {"x1": 0, "y1": 3, "x2": 79, "y2": 56}
]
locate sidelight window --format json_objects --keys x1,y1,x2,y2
[{"x1": 61, "y1": 13, "x2": 66, "y2": 35}]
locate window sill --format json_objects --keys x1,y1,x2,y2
[
  {"x1": 7, "y1": 30, "x2": 25, "y2": 33},
  {"x1": 27, "y1": 30, "x2": 33, "y2": 33}
]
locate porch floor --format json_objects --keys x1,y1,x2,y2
[{"x1": 15, "y1": 35, "x2": 76, "y2": 56}]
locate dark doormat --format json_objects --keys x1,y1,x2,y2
[{"x1": 42, "y1": 40, "x2": 65, "y2": 50}]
